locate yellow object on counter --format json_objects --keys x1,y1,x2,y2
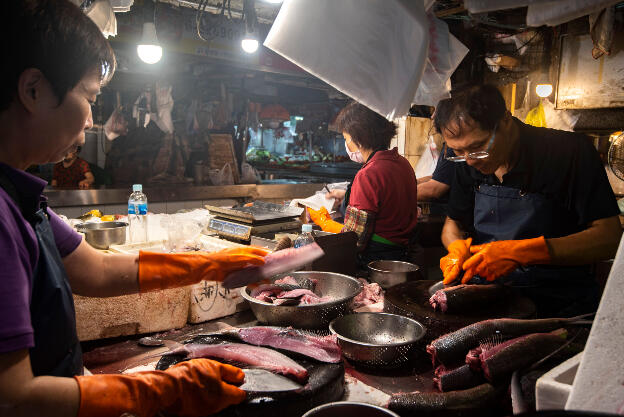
[
  {"x1": 86, "y1": 209, "x2": 102, "y2": 218},
  {"x1": 101, "y1": 215, "x2": 115, "y2": 222}
]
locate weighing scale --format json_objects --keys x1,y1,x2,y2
[{"x1": 205, "y1": 201, "x2": 303, "y2": 242}]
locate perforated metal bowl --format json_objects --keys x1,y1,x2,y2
[
  {"x1": 303, "y1": 401, "x2": 400, "y2": 417},
  {"x1": 329, "y1": 312, "x2": 426, "y2": 367},
  {"x1": 241, "y1": 271, "x2": 362, "y2": 329}
]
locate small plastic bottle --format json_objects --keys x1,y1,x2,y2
[
  {"x1": 128, "y1": 184, "x2": 148, "y2": 243},
  {"x1": 293, "y1": 223, "x2": 315, "y2": 248}
]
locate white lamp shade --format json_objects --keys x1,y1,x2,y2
[
  {"x1": 241, "y1": 38, "x2": 259, "y2": 53},
  {"x1": 137, "y1": 22, "x2": 162, "y2": 64}
]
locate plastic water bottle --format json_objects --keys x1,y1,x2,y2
[
  {"x1": 128, "y1": 184, "x2": 148, "y2": 243},
  {"x1": 293, "y1": 223, "x2": 315, "y2": 248}
]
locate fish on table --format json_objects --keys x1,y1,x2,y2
[
  {"x1": 429, "y1": 284, "x2": 510, "y2": 314},
  {"x1": 165, "y1": 342, "x2": 309, "y2": 383}
]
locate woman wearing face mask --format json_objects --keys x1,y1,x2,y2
[{"x1": 308, "y1": 101, "x2": 419, "y2": 267}]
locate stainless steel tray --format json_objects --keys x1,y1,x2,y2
[{"x1": 205, "y1": 201, "x2": 303, "y2": 224}]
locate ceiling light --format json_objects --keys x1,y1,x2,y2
[
  {"x1": 137, "y1": 22, "x2": 162, "y2": 64},
  {"x1": 263, "y1": 0, "x2": 283, "y2": 3},
  {"x1": 535, "y1": 83, "x2": 553, "y2": 98},
  {"x1": 241, "y1": 37, "x2": 259, "y2": 53}
]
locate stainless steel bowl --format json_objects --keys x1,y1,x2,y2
[
  {"x1": 367, "y1": 260, "x2": 420, "y2": 288},
  {"x1": 303, "y1": 401, "x2": 400, "y2": 417},
  {"x1": 241, "y1": 271, "x2": 362, "y2": 329},
  {"x1": 76, "y1": 221, "x2": 128, "y2": 250},
  {"x1": 329, "y1": 312, "x2": 426, "y2": 367}
]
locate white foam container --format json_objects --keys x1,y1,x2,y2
[{"x1": 536, "y1": 351, "x2": 583, "y2": 410}]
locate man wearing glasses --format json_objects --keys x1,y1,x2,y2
[{"x1": 436, "y1": 85, "x2": 621, "y2": 317}]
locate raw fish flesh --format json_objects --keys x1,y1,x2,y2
[
  {"x1": 166, "y1": 342, "x2": 308, "y2": 382},
  {"x1": 223, "y1": 243, "x2": 324, "y2": 288}
]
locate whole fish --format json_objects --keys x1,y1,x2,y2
[
  {"x1": 388, "y1": 383, "x2": 502, "y2": 417},
  {"x1": 474, "y1": 329, "x2": 567, "y2": 382},
  {"x1": 222, "y1": 243, "x2": 325, "y2": 289},
  {"x1": 429, "y1": 284, "x2": 509, "y2": 313},
  {"x1": 434, "y1": 364, "x2": 485, "y2": 392},
  {"x1": 165, "y1": 342, "x2": 308, "y2": 383},
  {"x1": 218, "y1": 326, "x2": 342, "y2": 363},
  {"x1": 427, "y1": 315, "x2": 589, "y2": 366}
]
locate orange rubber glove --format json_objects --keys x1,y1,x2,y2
[
  {"x1": 461, "y1": 236, "x2": 551, "y2": 283},
  {"x1": 307, "y1": 207, "x2": 343, "y2": 234},
  {"x1": 139, "y1": 246, "x2": 270, "y2": 292},
  {"x1": 75, "y1": 359, "x2": 246, "y2": 417},
  {"x1": 440, "y1": 238, "x2": 473, "y2": 285}
]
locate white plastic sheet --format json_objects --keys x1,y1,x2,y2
[
  {"x1": 412, "y1": 14, "x2": 468, "y2": 106},
  {"x1": 264, "y1": 0, "x2": 428, "y2": 120},
  {"x1": 527, "y1": 0, "x2": 621, "y2": 27}
]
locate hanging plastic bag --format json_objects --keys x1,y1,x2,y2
[
  {"x1": 525, "y1": 101, "x2": 547, "y2": 128},
  {"x1": 541, "y1": 99, "x2": 579, "y2": 131},
  {"x1": 414, "y1": 135, "x2": 439, "y2": 179},
  {"x1": 240, "y1": 162, "x2": 261, "y2": 184},
  {"x1": 412, "y1": 13, "x2": 469, "y2": 106}
]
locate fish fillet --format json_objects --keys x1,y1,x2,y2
[
  {"x1": 168, "y1": 342, "x2": 308, "y2": 382},
  {"x1": 233, "y1": 327, "x2": 342, "y2": 363},
  {"x1": 223, "y1": 243, "x2": 324, "y2": 289}
]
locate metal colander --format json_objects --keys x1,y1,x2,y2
[
  {"x1": 241, "y1": 271, "x2": 362, "y2": 329},
  {"x1": 329, "y1": 313, "x2": 426, "y2": 367}
]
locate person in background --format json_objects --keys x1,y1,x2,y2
[
  {"x1": 51, "y1": 146, "x2": 94, "y2": 189},
  {"x1": 0, "y1": 2, "x2": 269, "y2": 416},
  {"x1": 416, "y1": 144, "x2": 456, "y2": 202},
  {"x1": 437, "y1": 85, "x2": 621, "y2": 317},
  {"x1": 308, "y1": 101, "x2": 419, "y2": 267}
]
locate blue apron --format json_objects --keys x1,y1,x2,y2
[
  {"x1": 0, "y1": 173, "x2": 83, "y2": 377},
  {"x1": 472, "y1": 183, "x2": 599, "y2": 317}
]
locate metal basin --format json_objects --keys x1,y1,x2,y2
[
  {"x1": 303, "y1": 401, "x2": 400, "y2": 417},
  {"x1": 76, "y1": 221, "x2": 128, "y2": 250},
  {"x1": 329, "y1": 312, "x2": 426, "y2": 367},
  {"x1": 368, "y1": 260, "x2": 420, "y2": 288},
  {"x1": 242, "y1": 271, "x2": 362, "y2": 329}
]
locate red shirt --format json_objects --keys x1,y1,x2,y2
[
  {"x1": 349, "y1": 148, "x2": 418, "y2": 245},
  {"x1": 52, "y1": 158, "x2": 91, "y2": 188}
]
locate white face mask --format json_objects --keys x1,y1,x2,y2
[{"x1": 345, "y1": 140, "x2": 365, "y2": 163}]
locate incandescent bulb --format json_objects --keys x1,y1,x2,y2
[
  {"x1": 535, "y1": 83, "x2": 553, "y2": 98},
  {"x1": 241, "y1": 38, "x2": 259, "y2": 53}
]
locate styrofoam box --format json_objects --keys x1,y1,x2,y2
[
  {"x1": 536, "y1": 351, "x2": 583, "y2": 410},
  {"x1": 110, "y1": 235, "x2": 249, "y2": 325}
]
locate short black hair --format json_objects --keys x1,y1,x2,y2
[
  {"x1": 433, "y1": 85, "x2": 506, "y2": 137},
  {"x1": 0, "y1": 0, "x2": 116, "y2": 111},
  {"x1": 335, "y1": 101, "x2": 397, "y2": 151}
]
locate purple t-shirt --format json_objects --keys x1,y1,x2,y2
[{"x1": 0, "y1": 163, "x2": 82, "y2": 354}]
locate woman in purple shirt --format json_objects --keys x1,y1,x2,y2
[{"x1": 0, "y1": 2, "x2": 269, "y2": 416}]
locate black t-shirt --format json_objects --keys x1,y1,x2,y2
[
  {"x1": 432, "y1": 145, "x2": 456, "y2": 186},
  {"x1": 447, "y1": 118, "x2": 620, "y2": 238}
]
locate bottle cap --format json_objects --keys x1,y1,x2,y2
[
  {"x1": 132, "y1": 184, "x2": 143, "y2": 192},
  {"x1": 302, "y1": 223, "x2": 313, "y2": 233}
]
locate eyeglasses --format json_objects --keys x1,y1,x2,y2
[{"x1": 444, "y1": 123, "x2": 498, "y2": 162}]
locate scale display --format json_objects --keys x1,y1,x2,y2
[{"x1": 208, "y1": 218, "x2": 252, "y2": 240}]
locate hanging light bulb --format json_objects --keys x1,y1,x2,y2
[
  {"x1": 241, "y1": 35, "x2": 259, "y2": 53},
  {"x1": 263, "y1": 0, "x2": 283, "y2": 3},
  {"x1": 137, "y1": 22, "x2": 162, "y2": 64},
  {"x1": 241, "y1": 0, "x2": 259, "y2": 53},
  {"x1": 535, "y1": 83, "x2": 553, "y2": 98}
]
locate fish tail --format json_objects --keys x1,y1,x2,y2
[{"x1": 565, "y1": 312, "x2": 596, "y2": 323}]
